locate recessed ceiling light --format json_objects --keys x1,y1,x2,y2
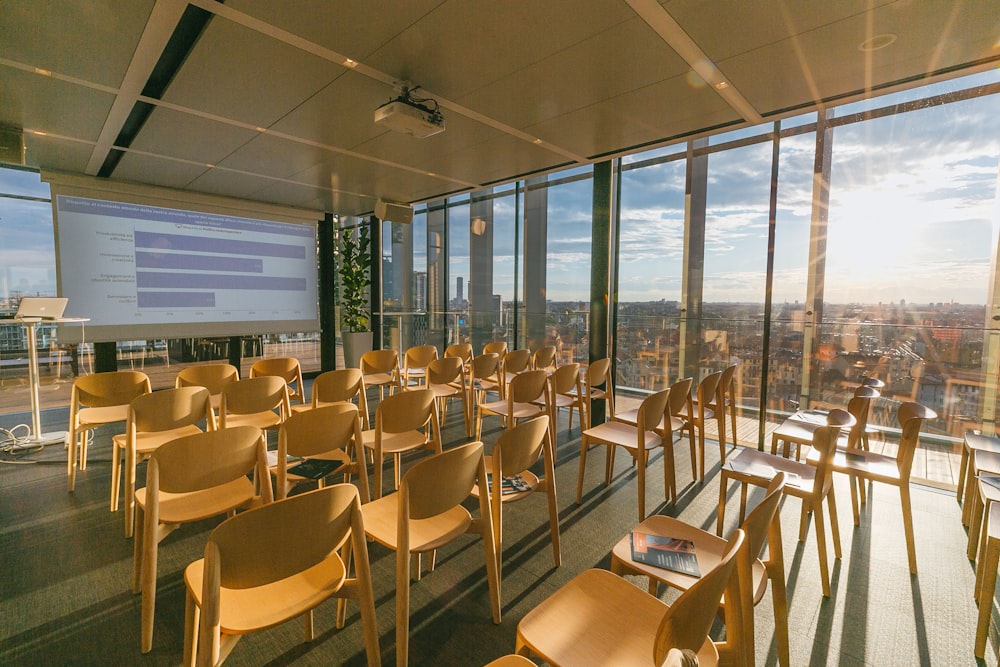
[
  {"x1": 714, "y1": 81, "x2": 729, "y2": 90},
  {"x1": 30, "y1": 129, "x2": 47, "y2": 136},
  {"x1": 255, "y1": 126, "x2": 267, "y2": 133},
  {"x1": 532, "y1": 138, "x2": 543, "y2": 144},
  {"x1": 343, "y1": 58, "x2": 358, "y2": 68},
  {"x1": 34, "y1": 67, "x2": 52, "y2": 76},
  {"x1": 859, "y1": 33, "x2": 897, "y2": 52},
  {"x1": 426, "y1": 172, "x2": 436, "y2": 177},
  {"x1": 205, "y1": 163, "x2": 214, "y2": 168}
]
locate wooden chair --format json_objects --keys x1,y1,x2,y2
[
  {"x1": 362, "y1": 441, "x2": 500, "y2": 667},
  {"x1": 362, "y1": 388, "x2": 442, "y2": 499},
  {"x1": 515, "y1": 529, "x2": 747, "y2": 667},
  {"x1": 67, "y1": 370, "x2": 150, "y2": 492},
  {"x1": 476, "y1": 369, "x2": 550, "y2": 441},
  {"x1": 401, "y1": 344, "x2": 438, "y2": 388},
  {"x1": 421, "y1": 356, "x2": 471, "y2": 436},
  {"x1": 771, "y1": 387, "x2": 876, "y2": 460},
  {"x1": 808, "y1": 401, "x2": 936, "y2": 574},
  {"x1": 466, "y1": 352, "x2": 503, "y2": 405},
  {"x1": 113, "y1": 386, "x2": 216, "y2": 538},
  {"x1": 219, "y1": 376, "x2": 290, "y2": 432},
  {"x1": 133, "y1": 425, "x2": 271, "y2": 653},
  {"x1": 275, "y1": 403, "x2": 370, "y2": 502},
  {"x1": 616, "y1": 377, "x2": 695, "y2": 502},
  {"x1": 360, "y1": 349, "x2": 402, "y2": 418},
  {"x1": 250, "y1": 356, "x2": 305, "y2": 405},
  {"x1": 483, "y1": 340, "x2": 508, "y2": 357},
  {"x1": 542, "y1": 362, "x2": 582, "y2": 441},
  {"x1": 719, "y1": 411, "x2": 854, "y2": 597},
  {"x1": 577, "y1": 388, "x2": 671, "y2": 520},
  {"x1": 472, "y1": 415, "x2": 559, "y2": 583},
  {"x1": 531, "y1": 345, "x2": 557, "y2": 373},
  {"x1": 613, "y1": 473, "x2": 789, "y2": 667},
  {"x1": 679, "y1": 370, "x2": 723, "y2": 480},
  {"x1": 175, "y1": 363, "x2": 239, "y2": 415},
  {"x1": 290, "y1": 367, "x2": 369, "y2": 428},
  {"x1": 183, "y1": 485, "x2": 380, "y2": 667},
  {"x1": 576, "y1": 357, "x2": 615, "y2": 429},
  {"x1": 444, "y1": 342, "x2": 473, "y2": 368},
  {"x1": 484, "y1": 656, "x2": 536, "y2": 667},
  {"x1": 500, "y1": 349, "x2": 532, "y2": 396},
  {"x1": 975, "y1": 501, "x2": 1000, "y2": 659},
  {"x1": 707, "y1": 363, "x2": 739, "y2": 456}
]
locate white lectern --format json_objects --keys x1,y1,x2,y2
[{"x1": 15, "y1": 315, "x2": 88, "y2": 447}]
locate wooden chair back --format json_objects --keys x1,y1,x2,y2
[
  {"x1": 587, "y1": 357, "x2": 612, "y2": 390},
  {"x1": 484, "y1": 341, "x2": 508, "y2": 356},
  {"x1": 550, "y1": 363, "x2": 581, "y2": 395},
  {"x1": 73, "y1": 370, "x2": 150, "y2": 408},
  {"x1": 361, "y1": 348, "x2": 399, "y2": 375},
  {"x1": 277, "y1": 403, "x2": 368, "y2": 501},
  {"x1": 494, "y1": 415, "x2": 550, "y2": 478},
  {"x1": 637, "y1": 388, "x2": 671, "y2": 433},
  {"x1": 532, "y1": 346, "x2": 557, "y2": 371},
  {"x1": 208, "y1": 484, "x2": 360, "y2": 589},
  {"x1": 471, "y1": 353, "x2": 501, "y2": 381},
  {"x1": 151, "y1": 425, "x2": 268, "y2": 497},
  {"x1": 404, "y1": 344, "x2": 438, "y2": 369},
  {"x1": 503, "y1": 349, "x2": 531, "y2": 375},
  {"x1": 894, "y1": 402, "x2": 937, "y2": 481},
  {"x1": 427, "y1": 356, "x2": 464, "y2": 386},
  {"x1": 377, "y1": 387, "x2": 437, "y2": 434},
  {"x1": 743, "y1": 472, "x2": 786, "y2": 563},
  {"x1": 402, "y1": 441, "x2": 485, "y2": 521},
  {"x1": 311, "y1": 368, "x2": 365, "y2": 406},
  {"x1": 444, "y1": 343, "x2": 473, "y2": 365},
  {"x1": 845, "y1": 387, "x2": 877, "y2": 449},
  {"x1": 811, "y1": 410, "x2": 853, "y2": 497},
  {"x1": 128, "y1": 386, "x2": 215, "y2": 434},
  {"x1": 696, "y1": 371, "x2": 723, "y2": 414},
  {"x1": 250, "y1": 356, "x2": 304, "y2": 402},
  {"x1": 667, "y1": 377, "x2": 694, "y2": 419},
  {"x1": 175, "y1": 363, "x2": 238, "y2": 395},
  {"x1": 653, "y1": 529, "x2": 747, "y2": 661},
  {"x1": 716, "y1": 364, "x2": 737, "y2": 404},
  {"x1": 508, "y1": 369, "x2": 548, "y2": 404},
  {"x1": 220, "y1": 376, "x2": 289, "y2": 423}
]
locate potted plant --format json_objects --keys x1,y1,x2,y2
[{"x1": 338, "y1": 220, "x2": 373, "y2": 368}]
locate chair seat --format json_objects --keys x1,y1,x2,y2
[
  {"x1": 364, "y1": 372, "x2": 395, "y2": 386},
  {"x1": 361, "y1": 429, "x2": 430, "y2": 455},
  {"x1": 583, "y1": 421, "x2": 662, "y2": 451},
  {"x1": 430, "y1": 384, "x2": 463, "y2": 400},
  {"x1": 805, "y1": 446, "x2": 901, "y2": 483},
  {"x1": 184, "y1": 553, "x2": 346, "y2": 634},
  {"x1": 517, "y1": 568, "x2": 718, "y2": 667},
  {"x1": 480, "y1": 400, "x2": 545, "y2": 421},
  {"x1": 77, "y1": 404, "x2": 129, "y2": 428},
  {"x1": 472, "y1": 458, "x2": 540, "y2": 502},
  {"x1": 362, "y1": 494, "x2": 472, "y2": 552},
  {"x1": 224, "y1": 411, "x2": 281, "y2": 431},
  {"x1": 135, "y1": 477, "x2": 255, "y2": 524},
  {"x1": 614, "y1": 409, "x2": 684, "y2": 434},
  {"x1": 724, "y1": 449, "x2": 815, "y2": 494},
  {"x1": 113, "y1": 425, "x2": 204, "y2": 456},
  {"x1": 611, "y1": 515, "x2": 768, "y2": 606}
]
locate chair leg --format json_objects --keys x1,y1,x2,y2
[
  {"x1": 849, "y1": 473, "x2": 861, "y2": 526},
  {"x1": 688, "y1": 425, "x2": 697, "y2": 481},
  {"x1": 976, "y1": 533, "x2": 1000, "y2": 659},
  {"x1": 302, "y1": 609, "x2": 315, "y2": 642},
  {"x1": 957, "y1": 446, "x2": 970, "y2": 508},
  {"x1": 663, "y1": 441, "x2": 676, "y2": 503},
  {"x1": 813, "y1": 498, "x2": 832, "y2": 597},
  {"x1": 717, "y1": 473, "x2": 729, "y2": 536},
  {"x1": 576, "y1": 436, "x2": 589, "y2": 504},
  {"x1": 828, "y1": 489, "x2": 842, "y2": 560},
  {"x1": 637, "y1": 451, "x2": 646, "y2": 521},
  {"x1": 899, "y1": 483, "x2": 917, "y2": 574},
  {"x1": 183, "y1": 588, "x2": 199, "y2": 667},
  {"x1": 546, "y1": 483, "x2": 561, "y2": 567},
  {"x1": 970, "y1": 489, "x2": 985, "y2": 562},
  {"x1": 396, "y1": 548, "x2": 411, "y2": 667},
  {"x1": 604, "y1": 444, "x2": 615, "y2": 485},
  {"x1": 68, "y1": 427, "x2": 78, "y2": 492},
  {"x1": 768, "y1": 560, "x2": 791, "y2": 667},
  {"x1": 110, "y1": 442, "x2": 122, "y2": 512}
]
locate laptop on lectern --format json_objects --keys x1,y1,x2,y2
[{"x1": 15, "y1": 297, "x2": 69, "y2": 320}]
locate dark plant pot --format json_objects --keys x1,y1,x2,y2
[{"x1": 342, "y1": 331, "x2": 373, "y2": 369}]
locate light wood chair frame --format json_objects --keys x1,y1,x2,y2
[
  {"x1": 290, "y1": 367, "x2": 369, "y2": 429},
  {"x1": 363, "y1": 388, "x2": 443, "y2": 499},
  {"x1": 250, "y1": 356, "x2": 305, "y2": 404}
]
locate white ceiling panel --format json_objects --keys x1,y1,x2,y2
[
  {"x1": 216, "y1": 132, "x2": 329, "y2": 180},
  {"x1": 112, "y1": 151, "x2": 212, "y2": 191},
  {"x1": 0, "y1": 69, "x2": 115, "y2": 142},
  {"x1": 22, "y1": 137, "x2": 94, "y2": 175},
  {"x1": 0, "y1": 0, "x2": 153, "y2": 88},
  {"x1": 162, "y1": 15, "x2": 347, "y2": 128},
  {"x1": 129, "y1": 106, "x2": 258, "y2": 165}
]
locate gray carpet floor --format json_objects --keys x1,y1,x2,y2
[{"x1": 0, "y1": 394, "x2": 996, "y2": 666}]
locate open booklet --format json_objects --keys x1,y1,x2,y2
[
  {"x1": 629, "y1": 531, "x2": 700, "y2": 577},
  {"x1": 286, "y1": 458, "x2": 343, "y2": 480},
  {"x1": 486, "y1": 473, "x2": 533, "y2": 495}
]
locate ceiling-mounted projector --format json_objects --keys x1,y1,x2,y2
[{"x1": 374, "y1": 85, "x2": 445, "y2": 138}]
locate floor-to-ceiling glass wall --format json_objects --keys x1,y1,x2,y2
[{"x1": 616, "y1": 149, "x2": 686, "y2": 393}]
